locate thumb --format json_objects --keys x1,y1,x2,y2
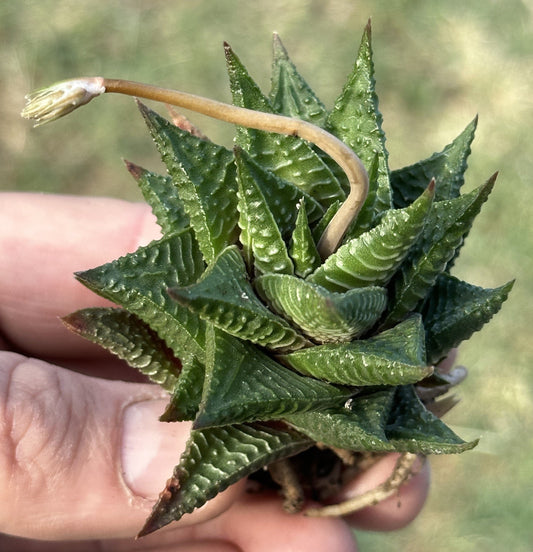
[{"x1": 0, "y1": 353, "x2": 243, "y2": 540}]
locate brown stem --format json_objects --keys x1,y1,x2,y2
[{"x1": 103, "y1": 78, "x2": 368, "y2": 257}]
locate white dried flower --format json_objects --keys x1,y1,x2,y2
[{"x1": 21, "y1": 77, "x2": 106, "y2": 126}]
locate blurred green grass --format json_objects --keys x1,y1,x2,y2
[{"x1": 2, "y1": 0, "x2": 532, "y2": 549}]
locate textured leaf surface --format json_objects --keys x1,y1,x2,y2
[
  {"x1": 236, "y1": 146, "x2": 323, "y2": 234},
  {"x1": 308, "y1": 184, "x2": 434, "y2": 292},
  {"x1": 422, "y1": 273, "x2": 514, "y2": 364},
  {"x1": 385, "y1": 385, "x2": 478, "y2": 453},
  {"x1": 289, "y1": 199, "x2": 321, "y2": 277},
  {"x1": 384, "y1": 176, "x2": 496, "y2": 326},
  {"x1": 160, "y1": 356, "x2": 205, "y2": 422},
  {"x1": 63, "y1": 307, "x2": 181, "y2": 391},
  {"x1": 139, "y1": 422, "x2": 312, "y2": 536},
  {"x1": 285, "y1": 389, "x2": 396, "y2": 452},
  {"x1": 311, "y1": 199, "x2": 341, "y2": 243},
  {"x1": 169, "y1": 246, "x2": 307, "y2": 351},
  {"x1": 139, "y1": 102, "x2": 238, "y2": 264},
  {"x1": 269, "y1": 33, "x2": 328, "y2": 127},
  {"x1": 194, "y1": 327, "x2": 351, "y2": 428},
  {"x1": 225, "y1": 43, "x2": 344, "y2": 207},
  {"x1": 282, "y1": 315, "x2": 431, "y2": 386},
  {"x1": 391, "y1": 117, "x2": 477, "y2": 208},
  {"x1": 235, "y1": 148, "x2": 294, "y2": 274},
  {"x1": 75, "y1": 230, "x2": 206, "y2": 363},
  {"x1": 125, "y1": 161, "x2": 189, "y2": 235},
  {"x1": 326, "y1": 22, "x2": 392, "y2": 226},
  {"x1": 287, "y1": 385, "x2": 476, "y2": 454},
  {"x1": 256, "y1": 274, "x2": 387, "y2": 343}
]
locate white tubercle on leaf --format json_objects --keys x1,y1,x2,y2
[{"x1": 21, "y1": 77, "x2": 106, "y2": 126}]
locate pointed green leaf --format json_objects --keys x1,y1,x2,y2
[
  {"x1": 160, "y1": 356, "x2": 205, "y2": 422},
  {"x1": 194, "y1": 327, "x2": 351, "y2": 429},
  {"x1": 311, "y1": 199, "x2": 341, "y2": 242},
  {"x1": 225, "y1": 42, "x2": 344, "y2": 207},
  {"x1": 285, "y1": 389, "x2": 397, "y2": 452},
  {"x1": 289, "y1": 199, "x2": 321, "y2": 277},
  {"x1": 63, "y1": 307, "x2": 181, "y2": 391},
  {"x1": 125, "y1": 161, "x2": 189, "y2": 235},
  {"x1": 235, "y1": 147, "x2": 294, "y2": 275},
  {"x1": 308, "y1": 184, "x2": 434, "y2": 292},
  {"x1": 75, "y1": 230, "x2": 206, "y2": 363},
  {"x1": 138, "y1": 102, "x2": 238, "y2": 264},
  {"x1": 446, "y1": 172, "x2": 497, "y2": 269},
  {"x1": 269, "y1": 33, "x2": 328, "y2": 127},
  {"x1": 386, "y1": 385, "x2": 478, "y2": 454},
  {"x1": 286, "y1": 384, "x2": 477, "y2": 455},
  {"x1": 281, "y1": 315, "x2": 431, "y2": 386},
  {"x1": 391, "y1": 116, "x2": 478, "y2": 208},
  {"x1": 169, "y1": 246, "x2": 307, "y2": 351},
  {"x1": 256, "y1": 274, "x2": 387, "y2": 343},
  {"x1": 384, "y1": 175, "x2": 496, "y2": 326},
  {"x1": 422, "y1": 273, "x2": 514, "y2": 364},
  {"x1": 326, "y1": 22, "x2": 392, "y2": 223},
  {"x1": 139, "y1": 422, "x2": 312, "y2": 536}
]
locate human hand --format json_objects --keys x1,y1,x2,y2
[{"x1": 0, "y1": 193, "x2": 430, "y2": 551}]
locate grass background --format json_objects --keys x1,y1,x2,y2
[{"x1": 2, "y1": 0, "x2": 532, "y2": 549}]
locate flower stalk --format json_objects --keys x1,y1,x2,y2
[{"x1": 21, "y1": 77, "x2": 369, "y2": 257}]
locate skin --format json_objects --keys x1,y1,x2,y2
[{"x1": 0, "y1": 193, "x2": 429, "y2": 551}]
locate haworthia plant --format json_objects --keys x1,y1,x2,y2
[{"x1": 22, "y1": 22, "x2": 513, "y2": 538}]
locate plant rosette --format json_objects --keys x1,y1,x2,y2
[{"x1": 22, "y1": 21, "x2": 513, "y2": 537}]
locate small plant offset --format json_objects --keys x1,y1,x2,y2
[{"x1": 23, "y1": 23, "x2": 513, "y2": 537}]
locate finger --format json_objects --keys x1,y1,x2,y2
[
  {"x1": 162, "y1": 492, "x2": 358, "y2": 552},
  {"x1": 0, "y1": 352, "x2": 244, "y2": 540},
  {"x1": 0, "y1": 193, "x2": 161, "y2": 358},
  {"x1": 0, "y1": 494, "x2": 359, "y2": 552},
  {"x1": 340, "y1": 453, "x2": 431, "y2": 531}
]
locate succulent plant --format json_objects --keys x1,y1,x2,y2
[{"x1": 22, "y1": 22, "x2": 513, "y2": 538}]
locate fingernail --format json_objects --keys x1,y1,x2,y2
[{"x1": 121, "y1": 399, "x2": 191, "y2": 500}]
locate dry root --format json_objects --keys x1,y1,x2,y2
[{"x1": 305, "y1": 452, "x2": 421, "y2": 517}]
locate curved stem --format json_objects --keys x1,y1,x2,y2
[{"x1": 103, "y1": 78, "x2": 368, "y2": 258}]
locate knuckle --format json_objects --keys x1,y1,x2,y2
[{"x1": 0, "y1": 354, "x2": 84, "y2": 527}]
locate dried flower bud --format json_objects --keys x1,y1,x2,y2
[{"x1": 21, "y1": 77, "x2": 105, "y2": 126}]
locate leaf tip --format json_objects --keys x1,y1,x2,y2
[{"x1": 124, "y1": 159, "x2": 145, "y2": 181}]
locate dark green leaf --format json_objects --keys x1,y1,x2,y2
[
  {"x1": 139, "y1": 422, "x2": 312, "y2": 537},
  {"x1": 285, "y1": 389, "x2": 397, "y2": 452},
  {"x1": 386, "y1": 385, "x2": 478, "y2": 454},
  {"x1": 194, "y1": 326, "x2": 351, "y2": 429},
  {"x1": 169, "y1": 246, "x2": 307, "y2": 351},
  {"x1": 308, "y1": 184, "x2": 434, "y2": 292},
  {"x1": 281, "y1": 315, "x2": 431, "y2": 386},
  {"x1": 287, "y1": 384, "x2": 477, "y2": 455},
  {"x1": 289, "y1": 199, "x2": 322, "y2": 277},
  {"x1": 225, "y1": 42, "x2": 344, "y2": 207},
  {"x1": 384, "y1": 175, "x2": 496, "y2": 326},
  {"x1": 256, "y1": 274, "x2": 387, "y2": 343},
  {"x1": 75, "y1": 230, "x2": 206, "y2": 363},
  {"x1": 160, "y1": 356, "x2": 205, "y2": 422},
  {"x1": 422, "y1": 273, "x2": 514, "y2": 364},
  {"x1": 311, "y1": 200, "x2": 341, "y2": 242},
  {"x1": 269, "y1": 33, "x2": 328, "y2": 127},
  {"x1": 326, "y1": 22, "x2": 392, "y2": 224},
  {"x1": 63, "y1": 307, "x2": 181, "y2": 391},
  {"x1": 125, "y1": 161, "x2": 189, "y2": 235},
  {"x1": 235, "y1": 147, "x2": 294, "y2": 275},
  {"x1": 391, "y1": 116, "x2": 477, "y2": 208},
  {"x1": 138, "y1": 102, "x2": 238, "y2": 264}
]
